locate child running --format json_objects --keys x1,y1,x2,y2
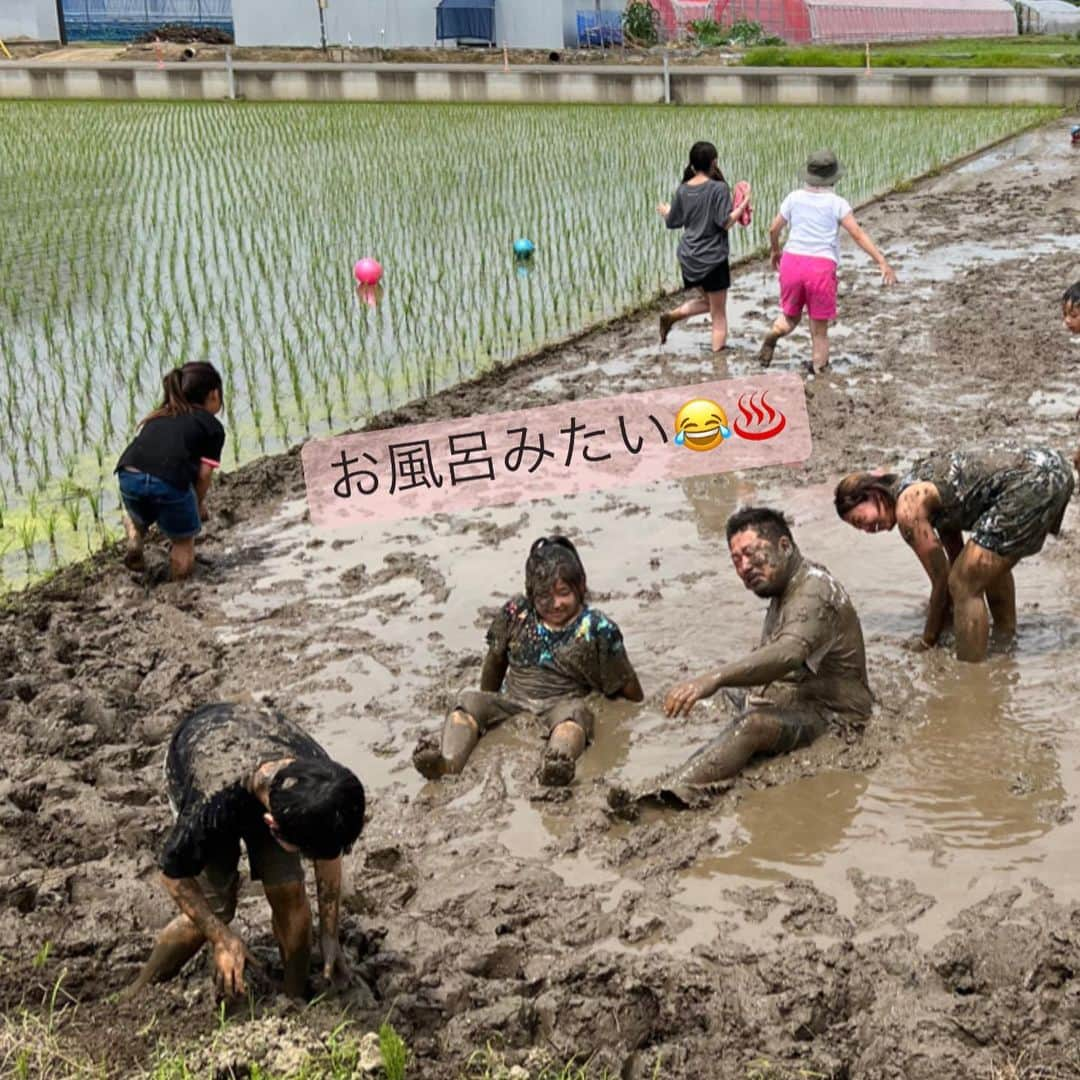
[
  {"x1": 115, "y1": 362, "x2": 225, "y2": 580},
  {"x1": 412, "y1": 536, "x2": 644, "y2": 787},
  {"x1": 757, "y1": 149, "x2": 896, "y2": 375},
  {"x1": 657, "y1": 141, "x2": 750, "y2": 354}
]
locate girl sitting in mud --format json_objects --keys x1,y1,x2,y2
[
  {"x1": 115, "y1": 361, "x2": 225, "y2": 580},
  {"x1": 412, "y1": 536, "x2": 644, "y2": 787},
  {"x1": 835, "y1": 446, "x2": 1075, "y2": 663},
  {"x1": 656, "y1": 141, "x2": 750, "y2": 354}
]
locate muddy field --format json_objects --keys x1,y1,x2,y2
[{"x1": 2, "y1": 121, "x2": 1080, "y2": 1078}]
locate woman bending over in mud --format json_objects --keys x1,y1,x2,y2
[
  {"x1": 657, "y1": 140, "x2": 750, "y2": 354},
  {"x1": 412, "y1": 536, "x2": 644, "y2": 787},
  {"x1": 757, "y1": 149, "x2": 896, "y2": 375},
  {"x1": 115, "y1": 362, "x2": 225, "y2": 580},
  {"x1": 835, "y1": 446, "x2": 1075, "y2": 662}
]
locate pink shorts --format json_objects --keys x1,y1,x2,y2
[{"x1": 779, "y1": 252, "x2": 837, "y2": 321}]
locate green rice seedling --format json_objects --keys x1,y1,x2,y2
[{"x1": 378, "y1": 1020, "x2": 408, "y2": 1080}]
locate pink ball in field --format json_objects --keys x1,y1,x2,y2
[{"x1": 353, "y1": 258, "x2": 383, "y2": 286}]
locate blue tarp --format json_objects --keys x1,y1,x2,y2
[{"x1": 436, "y1": 0, "x2": 495, "y2": 42}]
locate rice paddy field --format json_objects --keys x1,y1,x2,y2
[{"x1": 0, "y1": 100, "x2": 1056, "y2": 586}]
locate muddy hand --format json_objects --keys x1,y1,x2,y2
[
  {"x1": 664, "y1": 678, "x2": 707, "y2": 718},
  {"x1": 212, "y1": 934, "x2": 251, "y2": 998},
  {"x1": 880, "y1": 262, "x2": 898, "y2": 286}
]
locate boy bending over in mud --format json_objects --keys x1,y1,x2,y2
[
  {"x1": 412, "y1": 536, "x2": 644, "y2": 787},
  {"x1": 127, "y1": 703, "x2": 365, "y2": 1000}
]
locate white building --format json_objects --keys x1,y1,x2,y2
[
  {"x1": 0, "y1": 0, "x2": 61, "y2": 41},
  {"x1": 230, "y1": 0, "x2": 625, "y2": 50}
]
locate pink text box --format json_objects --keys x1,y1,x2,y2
[{"x1": 302, "y1": 373, "x2": 811, "y2": 528}]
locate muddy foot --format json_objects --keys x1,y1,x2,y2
[
  {"x1": 606, "y1": 784, "x2": 640, "y2": 822},
  {"x1": 123, "y1": 540, "x2": 145, "y2": 571},
  {"x1": 411, "y1": 735, "x2": 446, "y2": 780},
  {"x1": 659, "y1": 313, "x2": 675, "y2": 345},
  {"x1": 538, "y1": 749, "x2": 575, "y2": 787},
  {"x1": 756, "y1": 338, "x2": 777, "y2": 367}
]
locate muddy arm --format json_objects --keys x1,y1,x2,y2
[
  {"x1": 901, "y1": 517, "x2": 951, "y2": 647},
  {"x1": 194, "y1": 462, "x2": 215, "y2": 518},
  {"x1": 314, "y1": 857, "x2": 351, "y2": 987},
  {"x1": 617, "y1": 665, "x2": 645, "y2": 703},
  {"x1": 162, "y1": 873, "x2": 248, "y2": 996},
  {"x1": 479, "y1": 645, "x2": 509, "y2": 693}
]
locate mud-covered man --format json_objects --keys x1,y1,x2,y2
[
  {"x1": 610, "y1": 507, "x2": 871, "y2": 810},
  {"x1": 128, "y1": 703, "x2": 366, "y2": 1000}
]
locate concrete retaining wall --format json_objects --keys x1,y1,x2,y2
[{"x1": 1, "y1": 60, "x2": 1078, "y2": 106}]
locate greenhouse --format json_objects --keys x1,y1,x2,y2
[
  {"x1": 650, "y1": 0, "x2": 1018, "y2": 43},
  {"x1": 1015, "y1": 0, "x2": 1080, "y2": 33}
]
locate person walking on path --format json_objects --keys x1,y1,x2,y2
[
  {"x1": 757, "y1": 150, "x2": 896, "y2": 375},
  {"x1": 657, "y1": 141, "x2": 750, "y2": 354}
]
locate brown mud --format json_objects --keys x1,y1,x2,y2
[{"x1": 2, "y1": 121, "x2": 1080, "y2": 1078}]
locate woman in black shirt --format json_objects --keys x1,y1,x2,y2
[{"x1": 116, "y1": 362, "x2": 226, "y2": 580}]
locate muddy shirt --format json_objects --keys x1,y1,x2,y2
[
  {"x1": 159, "y1": 703, "x2": 329, "y2": 880},
  {"x1": 485, "y1": 595, "x2": 635, "y2": 704},
  {"x1": 895, "y1": 446, "x2": 1074, "y2": 560},
  {"x1": 758, "y1": 559, "x2": 872, "y2": 719},
  {"x1": 666, "y1": 179, "x2": 733, "y2": 281}
]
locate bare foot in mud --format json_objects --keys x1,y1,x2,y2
[
  {"x1": 123, "y1": 523, "x2": 145, "y2": 571},
  {"x1": 659, "y1": 313, "x2": 675, "y2": 345},
  {"x1": 538, "y1": 748, "x2": 575, "y2": 787},
  {"x1": 756, "y1": 337, "x2": 777, "y2": 367},
  {"x1": 411, "y1": 734, "x2": 446, "y2": 780}
]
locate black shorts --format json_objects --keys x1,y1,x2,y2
[{"x1": 683, "y1": 260, "x2": 730, "y2": 294}]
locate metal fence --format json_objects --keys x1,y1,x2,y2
[{"x1": 60, "y1": 0, "x2": 233, "y2": 42}]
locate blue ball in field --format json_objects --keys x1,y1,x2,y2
[{"x1": 513, "y1": 238, "x2": 535, "y2": 260}]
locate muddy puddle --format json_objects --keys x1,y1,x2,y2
[{"x1": 2, "y1": 117, "x2": 1080, "y2": 1078}]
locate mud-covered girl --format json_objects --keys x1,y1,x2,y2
[
  {"x1": 115, "y1": 362, "x2": 225, "y2": 580},
  {"x1": 412, "y1": 536, "x2": 644, "y2": 787}
]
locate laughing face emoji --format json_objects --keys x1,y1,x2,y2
[{"x1": 674, "y1": 399, "x2": 731, "y2": 452}]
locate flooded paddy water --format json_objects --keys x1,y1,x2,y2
[{"x1": 1, "y1": 118, "x2": 1079, "y2": 1077}]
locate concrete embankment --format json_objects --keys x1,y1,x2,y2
[{"x1": 1, "y1": 59, "x2": 1078, "y2": 106}]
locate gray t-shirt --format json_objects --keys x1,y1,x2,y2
[{"x1": 666, "y1": 178, "x2": 733, "y2": 282}]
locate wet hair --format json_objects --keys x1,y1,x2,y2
[
  {"x1": 1063, "y1": 282, "x2": 1080, "y2": 310},
  {"x1": 268, "y1": 758, "x2": 366, "y2": 860},
  {"x1": 524, "y1": 535, "x2": 587, "y2": 607},
  {"x1": 682, "y1": 141, "x2": 726, "y2": 185},
  {"x1": 833, "y1": 472, "x2": 898, "y2": 519},
  {"x1": 142, "y1": 362, "x2": 223, "y2": 425},
  {"x1": 725, "y1": 506, "x2": 793, "y2": 546}
]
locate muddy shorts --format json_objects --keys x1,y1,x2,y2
[
  {"x1": 455, "y1": 689, "x2": 595, "y2": 742},
  {"x1": 720, "y1": 689, "x2": 831, "y2": 755},
  {"x1": 969, "y1": 450, "x2": 1074, "y2": 560},
  {"x1": 683, "y1": 259, "x2": 731, "y2": 294},
  {"x1": 779, "y1": 252, "x2": 838, "y2": 321}
]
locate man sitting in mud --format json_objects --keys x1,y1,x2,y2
[
  {"x1": 412, "y1": 535, "x2": 643, "y2": 787},
  {"x1": 609, "y1": 508, "x2": 871, "y2": 812},
  {"x1": 127, "y1": 703, "x2": 365, "y2": 1000}
]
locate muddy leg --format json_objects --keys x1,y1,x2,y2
[
  {"x1": 949, "y1": 543, "x2": 1016, "y2": 663},
  {"x1": 707, "y1": 289, "x2": 729, "y2": 353},
  {"x1": 661, "y1": 295, "x2": 710, "y2": 344},
  {"x1": 539, "y1": 720, "x2": 587, "y2": 787},
  {"x1": 757, "y1": 313, "x2": 799, "y2": 367},
  {"x1": 609, "y1": 710, "x2": 785, "y2": 814},
  {"x1": 986, "y1": 567, "x2": 1017, "y2": 643},
  {"x1": 264, "y1": 881, "x2": 312, "y2": 999},
  {"x1": 170, "y1": 538, "x2": 196, "y2": 580},
  {"x1": 809, "y1": 317, "x2": 830, "y2": 373},
  {"x1": 125, "y1": 914, "x2": 207, "y2": 995},
  {"x1": 123, "y1": 515, "x2": 146, "y2": 571},
  {"x1": 412, "y1": 710, "x2": 480, "y2": 779}
]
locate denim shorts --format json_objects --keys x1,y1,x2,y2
[{"x1": 118, "y1": 469, "x2": 201, "y2": 540}]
